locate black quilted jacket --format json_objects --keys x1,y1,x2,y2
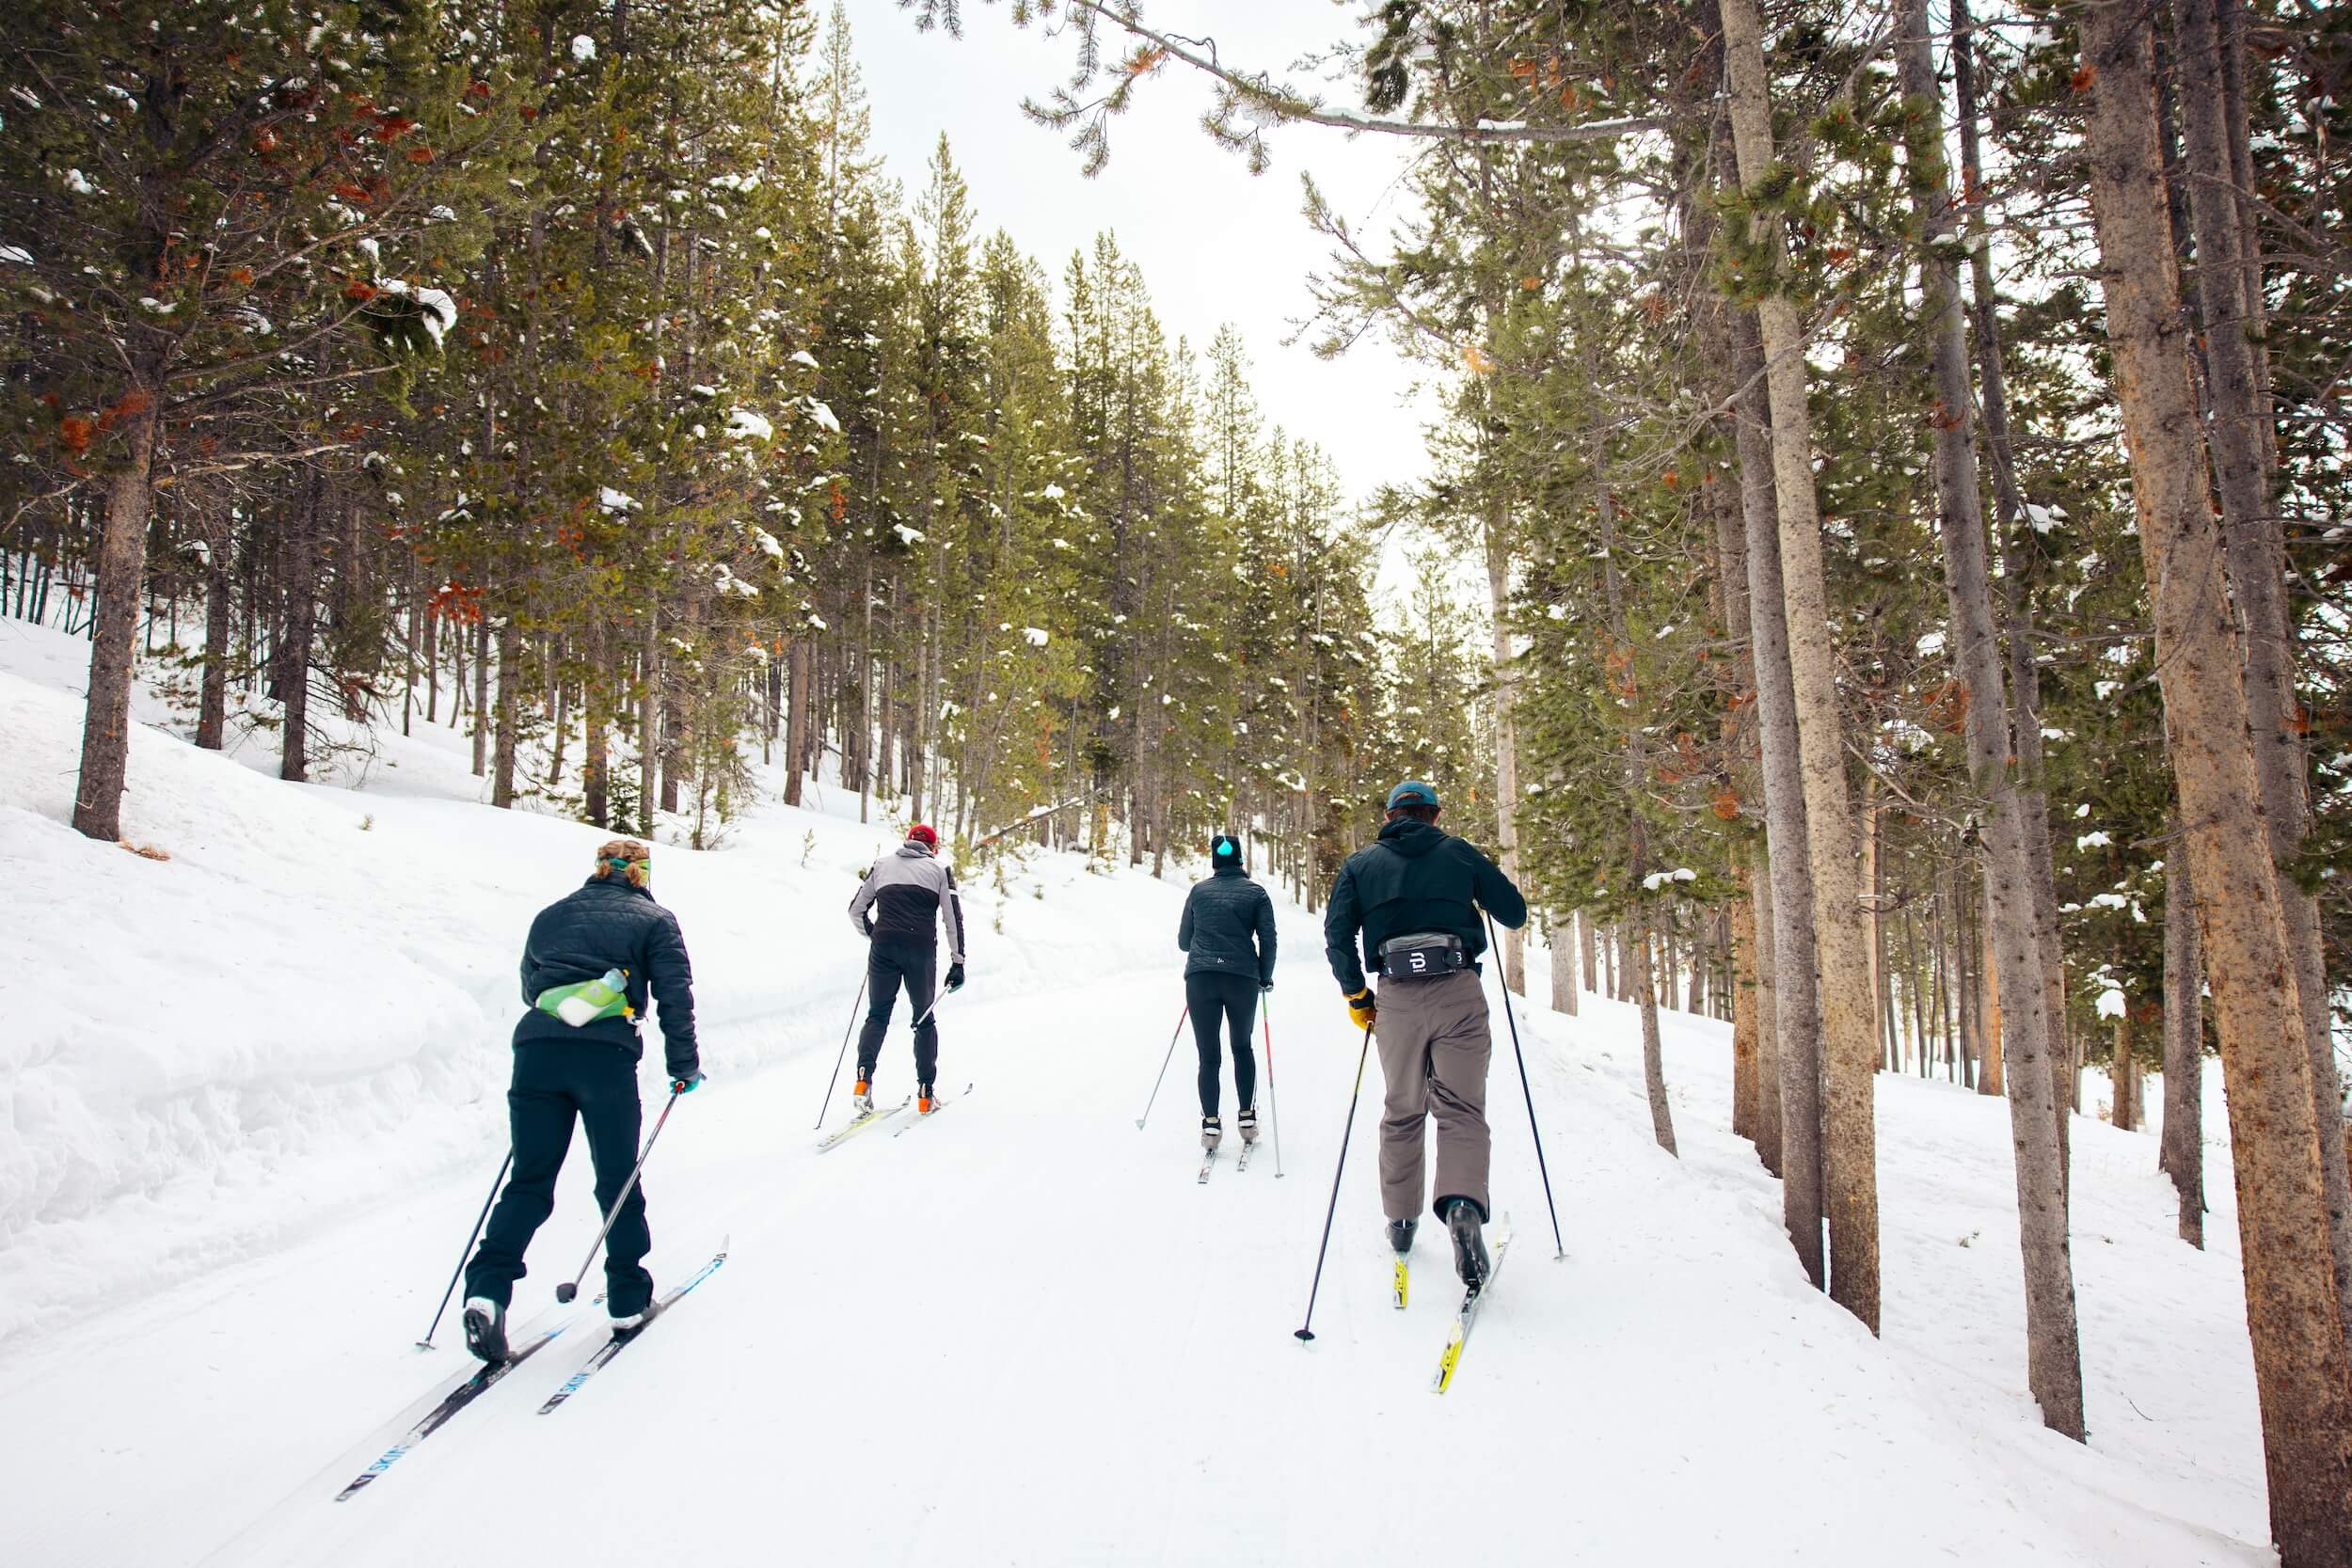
[
  {"x1": 513, "y1": 876, "x2": 700, "y2": 1078},
  {"x1": 1178, "y1": 865, "x2": 1278, "y2": 985}
]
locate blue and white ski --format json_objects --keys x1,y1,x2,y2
[
  {"x1": 537, "y1": 1245, "x2": 727, "y2": 1415},
  {"x1": 334, "y1": 1301, "x2": 586, "y2": 1500}
]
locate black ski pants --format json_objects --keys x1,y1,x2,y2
[
  {"x1": 1185, "y1": 972, "x2": 1259, "y2": 1118},
  {"x1": 466, "y1": 1040, "x2": 654, "y2": 1317},
  {"x1": 856, "y1": 937, "x2": 938, "y2": 1086}
]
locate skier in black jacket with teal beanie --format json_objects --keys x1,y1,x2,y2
[
  {"x1": 1178, "y1": 832, "x2": 1277, "y2": 1148},
  {"x1": 461, "y1": 838, "x2": 702, "y2": 1363}
]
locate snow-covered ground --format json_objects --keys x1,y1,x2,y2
[{"x1": 0, "y1": 618, "x2": 2269, "y2": 1567}]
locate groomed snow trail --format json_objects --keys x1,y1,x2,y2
[{"x1": 0, "y1": 622, "x2": 2270, "y2": 1568}]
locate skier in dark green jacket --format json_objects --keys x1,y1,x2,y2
[
  {"x1": 461, "y1": 838, "x2": 702, "y2": 1363},
  {"x1": 1177, "y1": 832, "x2": 1277, "y2": 1149},
  {"x1": 1324, "y1": 782, "x2": 1526, "y2": 1287}
]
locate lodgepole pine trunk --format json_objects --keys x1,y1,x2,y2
[
  {"x1": 2163, "y1": 845, "x2": 2206, "y2": 1248},
  {"x1": 1549, "y1": 914, "x2": 1580, "y2": 1015},
  {"x1": 2171, "y1": 0, "x2": 2352, "y2": 1347},
  {"x1": 72, "y1": 396, "x2": 160, "y2": 840},
  {"x1": 2080, "y1": 8, "x2": 2352, "y2": 1559},
  {"x1": 1898, "y1": 0, "x2": 2083, "y2": 1434},
  {"x1": 278, "y1": 482, "x2": 322, "y2": 785},
  {"x1": 784, "y1": 637, "x2": 811, "y2": 808},
  {"x1": 639, "y1": 608, "x2": 659, "y2": 835},
  {"x1": 1720, "y1": 0, "x2": 1879, "y2": 1327},
  {"x1": 1732, "y1": 878, "x2": 1760, "y2": 1141},
  {"x1": 1731, "y1": 307, "x2": 1822, "y2": 1284},
  {"x1": 197, "y1": 512, "x2": 230, "y2": 752},
  {"x1": 1749, "y1": 855, "x2": 1785, "y2": 1175},
  {"x1": 492, "y1": 618, "x2": 521, "y2": 809}
]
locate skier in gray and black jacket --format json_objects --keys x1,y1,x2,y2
[
  {"x1": 846, "y1": 824, "x2": 965, "y2": 1115},
  {"x1": 1177, "y1": 832, "x2": 1277, "y2": 1150}
]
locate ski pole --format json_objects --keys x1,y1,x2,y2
[
  {"x1": 1135, "y1": 1006, "x2": 1190, "y2": 1130},
  {"x1": 415, "y1": 1150, "x2": 511, "y2": 1349},
  {"x1": 555, "y1": 1087, "x2": 682, "y2": 1305},
  {"x1": 1261, "y1": 1002, "x2": 1285, "y2": 1178},
  {"x1": 1295, "y1": 1023, "x2": 1374, "y2": 1342},
  {"x1": 813, "y1": 974, "x2": 869, "y2": 1129},
  {"x1": 1486, "y1": 909, "x2": 1565, "y2": 1260},
  {"x1": 910, "y1": 978, "x2": 959, "y2": 1033}
]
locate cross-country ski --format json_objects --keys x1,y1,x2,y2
[
  {"x1": 537, "y1": 1246, "x2": 727, "y2": 1415},
  {"x1": 333, "y1": 1306, "x2": 582, "y2": 1502},
  {"x1": 892, "y1": 1082, "x2": 974, "y2": 1135},
  {"x1": 818, "y1": 1097, "x2": 910, "y2": 1152},
  {"x1": 1433, "y1": 1222, "x2": 1513, "y2": 1395}
]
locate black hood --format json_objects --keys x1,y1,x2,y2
[{"x1": 1376, "y1": 817, "x2": 1448, "y2": 859}]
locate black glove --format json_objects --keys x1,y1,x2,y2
[
  {"x1": 670, "y1": 1069, "x2": 706, "y2": 1094},
  {"x1": 1260, "y1": 978, "x2": 1274, "y2": 993},
  {"x1": 946, "y1": 962, "x2": 966, "y2": 991}
]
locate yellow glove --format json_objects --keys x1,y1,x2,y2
[{"x1": 1345, "y1": 988, "x2": 1376, "y2": 1031}]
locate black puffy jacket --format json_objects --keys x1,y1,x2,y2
[
  {"x1": 514, "y1": 875, "x2": 700, "y2": 1078},
  {"x1": 1179, "y1": 864, "x2": 1278, "y2": 985},
  {"x1": 1323, "y1": 817, "x2": 1527, "y2": 992}
]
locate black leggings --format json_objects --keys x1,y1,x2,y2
[{"x1": 1185, "y1": 972, "x2": 1260, "y2": 1117}]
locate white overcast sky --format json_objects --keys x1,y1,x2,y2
[{"x1": 837, "y1": 0, "x2": 1443, "y2": 510}]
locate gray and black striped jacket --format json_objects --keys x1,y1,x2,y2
[{"x1": 848, "y1": 843, "x2": 967, "y2": 962}]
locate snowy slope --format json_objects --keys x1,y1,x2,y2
[{"x1": 0, "y1": 621, "x2": 2273, "y2": 1568}]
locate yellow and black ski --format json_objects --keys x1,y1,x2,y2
[
  {"x1": 1432, "y1": 1221, "x2": 1511, "y2": 1394},
  {"x1": 1392, "y1": 1256, "x2": 1409, "y2": 1310}
]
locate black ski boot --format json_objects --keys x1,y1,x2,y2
[
  {"x1": 1444, "y1": 1200, "x2": 1490, "y2": 1291},
  {"x1": 1200, "y1": 1115, "x2": 1222, "y2": 1150},
  {"x1": 462, "y1": 1296, "x2": 510, "y2": 1364},
  {"x1": 1387, "y1": 1216, "x2": 1418, "y2": 1255}
]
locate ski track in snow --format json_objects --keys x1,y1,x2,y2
[{"x1": 0, "y1": 620, "x2": 2271, "y2": 1567}]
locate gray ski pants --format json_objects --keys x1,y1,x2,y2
[{"x1": 1373, "y1": 968, "x2": 1492, "y2": 1223}]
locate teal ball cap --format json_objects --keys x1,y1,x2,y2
[{"x1": 1386, "y1": 780, "x2": 1440, "y2": 810}]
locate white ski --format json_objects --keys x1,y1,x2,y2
[
  {"x1": 892, "y1": 1082, "x2": 975, "y2": 1135},
  {"x1": 817, "y1": 1096, "x2": 909, "y2": 1153},
  {"x1": 1197, "y1": 1146, "x2": 1218, "y2": 1183}
]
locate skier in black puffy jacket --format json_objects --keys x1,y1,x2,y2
[
  {"x1": 1177, "y1": 832, "x2": 1277, "y2": 1149},
  {"x1": 461, "y1": 838, "x2": 703, "y2": 1364}
]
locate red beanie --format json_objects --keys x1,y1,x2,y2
[{"x1": 907, "y1": 824, "x2": 938, "y2": 849}]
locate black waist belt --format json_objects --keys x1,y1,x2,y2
[{"x1": 1377, "y1": 930, "x2": 1469, "y2": 982}]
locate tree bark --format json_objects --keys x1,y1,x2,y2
[
  {"x1": 1484, "y1": 494, "x2": 1526, "y2": 996},
  {"x1": 1549, "y1": 914, "x2": 1580, "y2": 1016},
  {"x1": 72, "y1": 397, "x2": 160, "y2": 840},
  {"x1": 639, "y1": 607, "x2": 659, "y2": 835},
  {"x1": 1721, "y1": 0, "x2": 1876, "y2": 1321},
  {"x1": 2080, "y1": 8, "x2": 2352, "y2": 1558},
  {"x1": 1899, "y1": 0, "x2": 2083, "y2": 1435},
  {"x1": 1732, "y1": 308, "x2": 1822, "y2": 1282},
  {"x1": 2171, "y1": 0, "x2": 2352, "y2": 1347},
  {"x1": 196, "y1": 513, "x2": 230, "y2": 752},
  {"x1": 492, "y1": 618, "x2": 522, "y2": 809},
  {"x1": 1732, "y1": 874, "x2": 1760, "y2": 1141},
  {"x1": 785, "y1": 637, "x2": 812, "y2": 807},
  {"x1": 278, "y1": 481, "x2": 322, "y2": 785},
  {"x1": 2163, "y1": 845, "x2": 2206, "y2": 1248}
]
